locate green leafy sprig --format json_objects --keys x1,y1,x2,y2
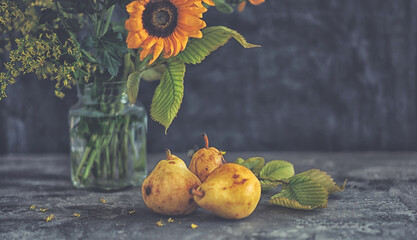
[{"x1": 235, "y1": 157, "x2": 347, "y2": 210}]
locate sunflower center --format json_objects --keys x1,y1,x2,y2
[
  {"x1": 143, "y1": 1, "x2": 178, "y2": 38},
  {"x1": 155, "y1": 10, "x2": 170, "y2": 26}
]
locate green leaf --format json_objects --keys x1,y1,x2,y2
[
  {"x1": 234, "y1": 158, "x2": 245, "y2": 165},
  {"x1": 212, "y1": 0, "x2": 234, "y2": 13},
  {"x1": 298, "y1": 169, "x2": 347, "y2": 194},
  {"x1": 150, "y1": 60, "x2": 186, "y2": 133},
  {"x1": 260, "y1": 179, "x2": 280, "y2": 191},
  {"x1": 97, "y1": 5, "x2": 115, "y2": 38},
  {"x1": 141, "y1": 65, "x2": 167, "y2": 82},
  {"x1": 95, "y1": 29, "x2": 127, "y2": 76},
  {"x1": 127, "y1": 71, "x2": 141, "y2": 104},
  {"x1": 235, "y1": 157, "x2": 265, "y2": 176},
  {"x1": 260, "y1": 160, "x2": 295, "y2": 181},
  {"x1": 176, "y1": 26, "x2": 260, "y2": 65},
  {"x1": 270, "y1": 175, "x2": 328, "y2": 210}
]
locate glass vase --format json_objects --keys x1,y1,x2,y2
[{"x1": 69, "y1": 81, "x2": 147, "y2": 190}]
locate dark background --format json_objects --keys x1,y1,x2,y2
[{"x1": 1, "y1": 0, "x2": 416, "y2": 154}]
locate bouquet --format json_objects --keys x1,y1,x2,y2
[{"x1": 0, "y1": 0, "x2": 264, "y2": 189}]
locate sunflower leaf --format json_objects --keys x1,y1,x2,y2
[
  {"x1": 127, "y1": 71, "x2": 141, "y2": 104},
  {"x1": 270, "y1": 174, "x2": 328, "y2": 210},
  {"x1": 297, "y1": 169, "x2": 347, "y2": 194},
  {"x1": 141, "y1": 64, "x2": 167, "y2": 82},
  {"x1": 212, "y1": 0, "x2": 234, "y2": 14},
  {"x1": 260, "y1": 160, "x2": 295, "y2": 181},
  {"x1": 177, "y1": 26, "x2": 260, "y2": 65},
  {"x1": 150, "y1": 60, "x2": 186, "y2": 133}
]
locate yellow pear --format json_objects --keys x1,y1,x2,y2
[
  {"x1": 142, "y1": 150, "x2": 201, "y2": 216},
  {"x1": 191, "y1": 163, "x2": 261, "y2": 220},
  {"x1": 189, "y1": 133, "x2": 225, "y2": 182}
]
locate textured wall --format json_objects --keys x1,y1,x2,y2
[{"x1": 1, "y1": 0, "x2": 417, "y2": 153}]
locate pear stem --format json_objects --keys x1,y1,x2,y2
[
  {"x1": 190, "y1": 188, "x2": 204, "y2": 198},
  {"x1": 165, "y1": 149, "x2": 173, "y2": 160},
  {"x1": 202, "y1": 133, "x2": 209, "y2": 149}
]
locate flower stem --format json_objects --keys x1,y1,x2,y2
[{"x1": 83, "y1": 149, "x2": 98, "y2": 180}]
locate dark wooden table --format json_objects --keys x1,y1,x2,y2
[{"x1": 1, "y1": 152, "x2": 416, "y2": 239}]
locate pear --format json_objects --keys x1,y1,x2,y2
[
  {"x1": 189, "y1": 133, "x2": 225, "y2": 182},
  {"x1": 190, "y1": 163, "x2": 261, "y2": 220},
  {"x1": 142, "y1": 150, "x2": 201, "y2": 216}
]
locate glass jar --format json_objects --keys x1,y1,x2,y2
[{"x1": 69, "y1": 81, "x2": 147, "y2": 190}]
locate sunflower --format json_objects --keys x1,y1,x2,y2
[
  {"x1": 238, "y1": 0, "x2": 265, "y2": 12},
  {"x1": 125, "y1": 0, "x2": 215, "y2": 65}
]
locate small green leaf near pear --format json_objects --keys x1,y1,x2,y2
[
  {"x1": 259, "y1": 179, "x2": 280, "y2": 191},
  {"x1": 234, "y1": 158, "x2": 245, "y2": 165},
  {"x1": 259, "y1": 160, "x2": 295, "y2": 181},
  {"x1": 235, "y1": 157, "x2": 265, "y2": 176},
  {"x1": 298, "y1": 169, "x2": 347, "y2": 194},
  {"x1": 270, "y1": 174, "x2": 328, "y2": 210}
]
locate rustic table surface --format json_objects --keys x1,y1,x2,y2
[{"x1": 1, "y1": 152, "x2": 416, "y2": 240}]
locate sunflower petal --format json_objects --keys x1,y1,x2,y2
[
  {"x1": 126, "y1": 32, "x2": 143, "y2": 48},
  {"x1": 163, "y1": 37, "x2": 174, "y2": 58},
  {"x1": 181, "y1": 6, "x2": 207, "y2": 18},
  {"x1": 126, "y1": 1, "x2": 146, "y2": 15},
  {"x1": 238, "y1": 1, "x2": 246, "y2": 12},
  {"x1": 178, "y1": 14, "x2": 206, "y2": 29},
  {"x1": 187, "y1": 30, "x2": 203, "y2": 38},
  {"x1": 125, "y1": 17, "x2": 143, "y2": 31},
  {"x1": 174, "y1": 31, "x2": 188, "y2": 52},
  {"x1": 150, "y1": 39, "x2": 164, "y2": 64},
  {"x1": 249, "y1": 0, "x2": 265, "y2": 5},
  {"x1": 202, "y1": 0, "x2": 215, "y2": 6},
  {"x1": 141, "y1": 36, "x2": 158, "y2": 51},
  {"x1": 140, "y1": 46, "x2": 153, "y2": 61},
  {"x1": 169, "y1": 35, "x2": 181, "y2": 57}
]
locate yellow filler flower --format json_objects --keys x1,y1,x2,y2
[
  {"x1": 238, "y1": 0, "x2": 265, "y2": 12},
  {"x1": 125, "y1": 0, "x2": 215, "y2": 65}
]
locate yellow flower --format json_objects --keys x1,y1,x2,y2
[
  {"x1": 238, "y1": 0, "x2": 265, "y2": 12},
  {"x1": 125, "y1": 0, "x2": 215, "y2": 65}
]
